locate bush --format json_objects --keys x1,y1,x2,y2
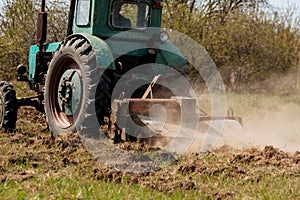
[{"x1": 163, "y1": 0, "x2": 300, "y2": 91}]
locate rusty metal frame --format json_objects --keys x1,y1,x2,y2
[{"x1": 112, "y1": 97, "x2": 242, "y2": 125}]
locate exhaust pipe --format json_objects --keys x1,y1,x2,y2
[{"x1": 37, "y1": 0, "x2": 47, "y2": 48}]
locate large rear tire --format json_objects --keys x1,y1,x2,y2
[
  {"x1": 0, "y1": 81, "x2": 18, "y2": 131},
  {"x1": 44, "y1": 36, "x2": 113, "y2": 137}
]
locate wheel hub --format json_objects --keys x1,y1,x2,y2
[{"x1": 58, "y1": 69, "x2": 82, "y2": 116}]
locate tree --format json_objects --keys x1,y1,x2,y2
[
  {"x1": 0, "y1": 0, "x2": 68, "y2": 80},
  {"x1": 162, "y1": 0, "x2": 300, "y2": 90}
]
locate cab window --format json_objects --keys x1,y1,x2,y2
[
  {"x1": 76, "y1": 0, "x2": 91, "y2": 26},
  {"x1": 111, "y1": 1, "x2": 150, "y2": 30}
]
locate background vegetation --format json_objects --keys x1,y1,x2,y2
[
  {"x1": 0, "y1": 0, "x2": 299, "y2": 91},
  {"x1": 0, "y1": 0, "x2": 68, "y2": 80},
  {"x1": 163, "y1": 0, "x2": 300, "y2": 90}
]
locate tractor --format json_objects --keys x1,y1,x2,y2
[{"x1": 0, "y1": 0, "x2": 241, "y2": 146}]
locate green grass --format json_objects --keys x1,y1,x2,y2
[
  {"x1": 0, "y1": 160, "x2": 299, "y2": 199},
  {"x1": 0, "y1": 177, "x2": 166, "y2": 200}
]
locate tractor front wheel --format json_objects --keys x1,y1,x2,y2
[{"x1": 0, "y1": 81, "x2": 18, "y2": 131}]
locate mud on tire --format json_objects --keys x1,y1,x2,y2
[{"x1": 0, "y1": 81, "x2": 18, "y2": 131}]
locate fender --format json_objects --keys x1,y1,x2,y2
[
  {"x1": 68, "y1": 33, "x2": 115, "y2": 70},
  {"x1": 29, "y1": 33, "x2": 115, "y2": 84}
]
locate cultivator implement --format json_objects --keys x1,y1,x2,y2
[
  {"x1": 102, "y1": 98, "x2": 242, "y2": 139},
  {"x1": 101, "y1": 76, "x2": 242, "y2": 144}
]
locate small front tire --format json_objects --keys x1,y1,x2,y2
[{"x1": 0, "y1": 81, "x2": 18, "y2": 131}]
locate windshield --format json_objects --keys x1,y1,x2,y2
[{"x1": 111, "y1": 1, "x2": 150, "y2": 30}]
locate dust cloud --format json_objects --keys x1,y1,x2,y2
[
  {"x1": 216, "y1": 70, "x2": 300, "y2": 153},
  {"x1": 221, "y1": 102, "x2": 300, "y2": 153},
  {"x1": 146, "y1": 70, "x2": 300, "y2": 154},
  {"x1": 144, "y1": 98, "x2": 300, "y2": 154}
]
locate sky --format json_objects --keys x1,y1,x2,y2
[
  {"x1": 269, "y1": 0, "x2": 300, "y2": 9},
  {"x1": 268, "y1": 0, "x2": 300, "y2": 19}
]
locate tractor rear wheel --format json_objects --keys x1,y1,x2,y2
[
  {"x1": 0, "y1": 81, "x2": 18, "y2": 131},
  {"x1": 44, "y1": 36, "x2": 113, "y2": 137}
]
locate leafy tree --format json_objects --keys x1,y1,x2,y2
[
  {"x1": 163, "y1": 0, "x2": 300, "y2": 90},
  {"x1": 0, "y1": 0, "x2": 36, "y2": 80},
  {"x1": 0, "y1": 0, "x2": 68, "y2": 80}
]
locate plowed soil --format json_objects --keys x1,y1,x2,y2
[{"x1": 1, "y1": 107, "x2": 300, "y2": 198}]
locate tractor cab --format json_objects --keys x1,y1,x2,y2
[
  {"x1": 69, "y1": 0, "x2": 182, "y2": 77},
  {"x1": 70, "y1": 0, "x2": 164, "y2": 39}
]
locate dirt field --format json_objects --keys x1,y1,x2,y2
[{"x1": 0, "y1": 105, "x2": 299, "y2": 199}]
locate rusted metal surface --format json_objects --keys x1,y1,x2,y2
[
  {"x1": 37, "y1": 12, "x2": 47, "y2": 45},
  {"x1": 112, "y1": 98, "x2": 242, "y2": 124},
  {"x1": 102, "y1": 97, "x2": 243, "y2": 142},
  {"x1": 114, "y1": 98, "x2": 181, "y2": 116},
  {"x1": 199, "y1": 116, "x2": 243, "y2": 125}
]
